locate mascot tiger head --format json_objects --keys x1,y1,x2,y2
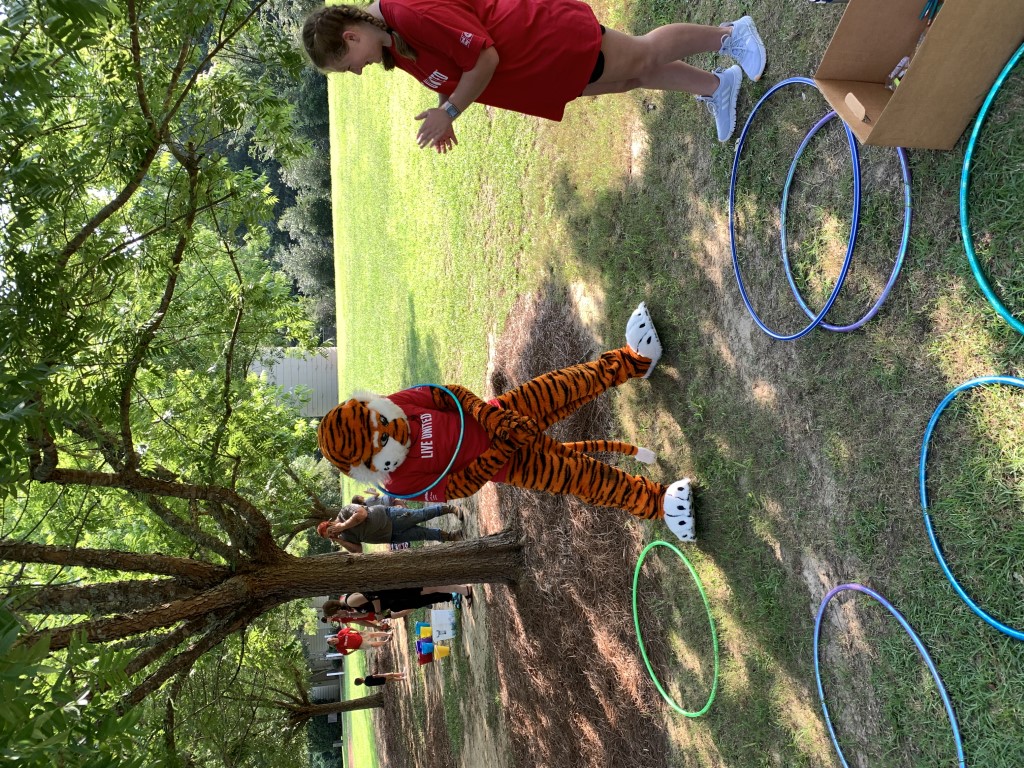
[{"x1": 317, "y1": 392, "x2": 411, "y2": 486}]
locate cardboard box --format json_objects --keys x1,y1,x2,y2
[{"x1": 814, "y1": 0, "x2": 1024, "y2": 149}]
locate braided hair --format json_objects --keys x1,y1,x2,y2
[{"x1": 302, "y1": 4, "x2": 417, "y2": 71}]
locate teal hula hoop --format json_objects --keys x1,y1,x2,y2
[
  {"x1": 960, "y1": 42, "x2": 1024, "y2": 336},
  {"x1": 631, "y1": 540, "x2": 719, "y2": 717},
  {"x1": 919, "y1": 375, "x2": 1024, "y2": 641},
  {"x1": 377, "y1": 383, "x2": 465, "y2": 500}
]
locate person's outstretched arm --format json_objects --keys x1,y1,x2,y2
[
  {"x1": 332, "y1": 506, "x2": 369, "y2": 532},
  {"x1": 415, "y1": 46, "x2": 499, "y2": 150}
]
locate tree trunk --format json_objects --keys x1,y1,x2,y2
[
  {"x1": 286, "y1": 693, "x2": 385, "y2": 727},
  {"x1": 29, "y1": 530, "x2": 524, "y2": 649},
  {"x1": 256, "y1": 530, "x2": 525, "y2": 601}
]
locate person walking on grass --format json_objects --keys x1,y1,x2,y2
[
  {"x1": 327, "y1": 626, "x2": 394, "y2": 656},
  {"x1": 301, "y1": 1, "x2": 766, "y2": 146},
  {"x1": 317, "y1": 500, "x2": 465, "y2": 553},
  {"x1": 355, "y1": 670, "x2": 408, "y2": 687}
]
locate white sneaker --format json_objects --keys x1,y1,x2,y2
[
  {"x1": 719, "y1": 16, "x2": 766, "y2": 81},
  {"x1": 625, "y1": 302, "x2": 662, "y2": 378},
  {"x1": 663, "y1": 479, "x2": 695, "y2": 542},
  {"x1": 697, "y1": 66, "x2": 741, "y2": 143}
]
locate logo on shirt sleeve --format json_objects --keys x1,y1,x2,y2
[
  {"x1": 423, "y1": 70, "x2": 449, "y2": 89},
  {"x1": 459, "y1": 31, "x2": 473, "y2": 47}
]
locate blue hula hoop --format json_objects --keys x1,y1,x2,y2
[
  {"x1": 377, "y1": 383, "x2": 465, "y2": 500},
  {"x1": 960, "y1": 42, "x2": 1024, "y2": 337},
  {"x1": 814, "y1": 583, "x2": 966, "y2": 768},
  {"x1": 780, "y1": 115, "x2": 911, "y2": 332},
  {"x1": 918, "y1": 375, "x2": 1024, "y2": 641},
  {"x1": 729, "y1": 77, "x2": 858, "y2": 341}
]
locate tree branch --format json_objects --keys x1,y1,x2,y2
[
  {"x1": 118, "y1": 149, "x2": 200, "y2": 472},
  {"x1": 126, "y1": 0, "x2": 155, "y2": 128},
  {"x1": 145, "y1": 496, "x2": 242, "y2": 565},
  {"x1": 39, "y1": 468, "x2": 281, "y2": 561},
  {"x1": 0, "y1": 541, "x2": 228, "y2": 584},
  {"x1": 157, "y1": 0, "x2": 268, "y2": 140},
  {"x1": 11, "y1": 578, "x2": 199, "y2": 616},
  {"x1": 124, "y1": 618, "x2": 207, "y2": 677},
  {"x1": 122, "y1": 613, "x2": 249, "y2": 707}
]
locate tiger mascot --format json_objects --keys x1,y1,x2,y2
[{"x1": 317, "y1": 303, "x2": 695, "y2": 541}]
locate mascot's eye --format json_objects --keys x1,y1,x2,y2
[
  {"x1": 380, "y1": 434, "x2": 389, "y2": 446},
  {"x1": 379, "y1": 415, "x2": 389, "y2": 426}
]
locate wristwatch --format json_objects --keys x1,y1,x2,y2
[{"x1": 441, "y1": 100, "x2": 461, "y2": 119}]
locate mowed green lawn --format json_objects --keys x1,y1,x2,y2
[
  {"x1": 339, "y1": 653, "x2": 374, "y2": 768},
  {"x1": 326, "y1": 1, "x2": 1024, "y2": 764},
  {"x1": 329, "y1": 68, "x2": 539, "y2": 399}
]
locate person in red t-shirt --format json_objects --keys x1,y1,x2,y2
[
  {"x1": 327, "y1": 626, "x2": 394, "y2": 655},
  {"x1": 302, "y1": 2, "x2": 767, "y2": 144}
]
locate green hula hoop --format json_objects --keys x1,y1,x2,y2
[{"x1": 631, "y1": 540, "x2": 720, "y2": 717}]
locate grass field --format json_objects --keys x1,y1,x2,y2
[
  {"x1": 327, "y1": 2, "x2": 1024, "y2": 765},
  {"x1": 340, "y1": 652, "x2": 378, "y2": 768}
]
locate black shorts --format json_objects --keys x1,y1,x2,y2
[{"x1": 588, "y1": 25, "x2": 606, "y2": 84}]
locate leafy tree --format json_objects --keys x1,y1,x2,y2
[
  {"x1": 0, "y1": 0, "x2": 525, "y2": 756},
  {"x1": 0, "y1": 602, "x2": 164, "y2": 767}
]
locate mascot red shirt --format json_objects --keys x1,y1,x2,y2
[
  {"x1": 384, "y1": 388, "x2": 511, "y2": 501},
  {"x1": 316, "y1": 303, "x2": 697, "y2": 542}
]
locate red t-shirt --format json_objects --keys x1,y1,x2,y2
[
  {"x1": 331, "y1": 627, "x2": 363, "y2": 655},
  {"x1": 380, "y1": 387, "x2": 510, "y2": 502},
  {"x1": 380, "y1": 0, "x2": 603, "y2": 120}
]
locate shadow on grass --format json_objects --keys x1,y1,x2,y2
[
  {"x1": 401, "y1": 293, "x2": 443, "y2": 386},
  {"x1": 528, "y1": 33, "x2": 1024, "y2": 767}
]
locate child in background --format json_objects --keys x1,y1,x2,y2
[
  {"x1": 302, "y1": 2, "x2": 766, "y2": 144},
  {"x1": 355, "y1": 670, "x2": 408, "y2": 687}
]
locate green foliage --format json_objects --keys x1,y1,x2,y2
[
  {"x1": 158, "y1": 615, "x2": 310, "y2": 768},
  {"x1": 0, "y1": 0, "x2": 325, "y2": 505},
  {"x1": 0, "y1": 602, "x2": 164, "y2": 767}
]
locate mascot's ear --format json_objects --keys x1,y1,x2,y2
[{"x1": 318, "y1": 394, "x2": 379, "y2": 475}]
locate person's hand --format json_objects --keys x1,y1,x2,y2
[{"x1": 415, "y1": 108, "x2": 458, "y2": 152}]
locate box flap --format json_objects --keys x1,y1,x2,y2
[
  {"x1": 869, "y1": 0, "x2": 1024, "y2": 148},
  {"x1": 815, "y1": 0, "x2": 927, "y2": 83}
]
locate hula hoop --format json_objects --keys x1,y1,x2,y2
[
  {"x1": 814, "y1": 583, "x2": 966, "y2": 768},
  {"x1": 377, "y1": 383, "x2": 465, "y2": 500},
  {"x1": 729, "y1": 77, "x2": 858, "y2": 341},
  {"x1": 780, "y1": 115, "x2": 911, "y2": 332},
  {"x1": 960, "y1": 42, "x2": 1024, "y2": 336},
  {"x1": 918, "y1": 375, "x2": 1024, "y2": 641},
  {"x1": 631, "y1": 540, "x2": 719, "y2": 717}
]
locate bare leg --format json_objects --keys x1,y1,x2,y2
[
  {"x1": 583, "y1": 61, "x2": 719, "y2": 97},
  {"x1": 583, "y1": 27, "x2": 728, "y2": 96}
]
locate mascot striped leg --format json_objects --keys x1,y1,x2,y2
[{"x1": 495, "y1": 304, "x2": 696, "y2": 541}]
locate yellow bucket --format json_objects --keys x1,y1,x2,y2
[
  {"x1": 433, "y1": 644, "x2": 450, "y2": 659},
  {"x1": 419, "y1": 626, "x2": 432, "y2": 638}
]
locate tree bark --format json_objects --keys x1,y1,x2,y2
[
  {"x1": 284, "y1": 693, "x2": 385, "y2": 727},
  {"x1": 28, "y1": 531, "x2": 523, "y2": 650},
  {"x1": 13, "y1": 578, "x2": 198, "y2": 615},
  {"x1": 0, "y1": 541, "x2": 228, "y2": 584}
]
